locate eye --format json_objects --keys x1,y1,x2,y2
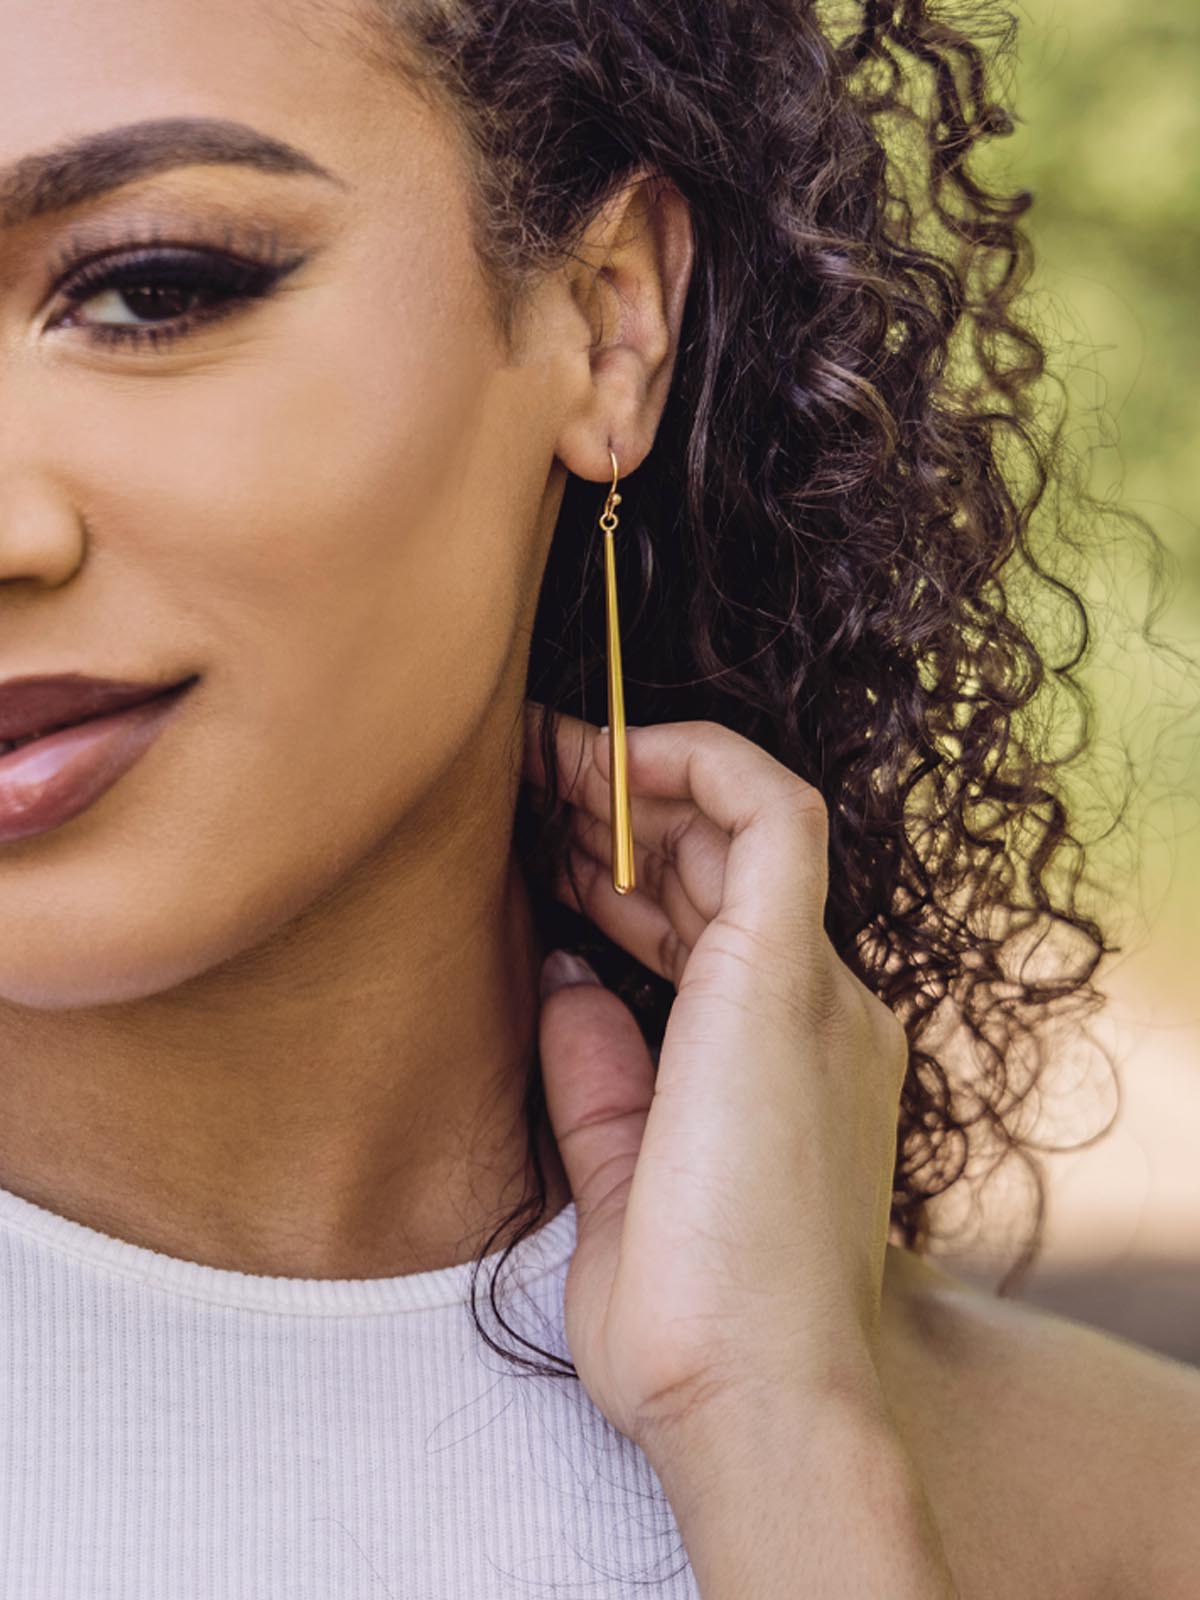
[{"x1": 46, "y1": 245, "x2": 302, "y2": 350}]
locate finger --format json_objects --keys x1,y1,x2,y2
[
  {"x1": 558, "y1": 778, "x2": 729, "y2": 925},
  {"x1": 538, "y1": 970, "x2": 657, "y2": 1228},
  {"x1": 522, "y1": 699, "x2": 593, "y2": 796},
  {"x1": 525, "y1": 706, "x2": 727, "y2": 923},
  {"x1": 553, "y1": 845, "x2": 693, "y2": 987},
  {"x1": 565, "y1": 803, "x2": 711, "y2": 951},
  {"x1": 526, "y1": 704, "x2": 828, "y2": 942}
]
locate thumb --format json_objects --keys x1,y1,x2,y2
[{"x1": 538, "y1": 951, "x2": 656, "y2": 1238}]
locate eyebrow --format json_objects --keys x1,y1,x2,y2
[{"x1": 0, "y1": 115, "x2": 348, "y2": 231}]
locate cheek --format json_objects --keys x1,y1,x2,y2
[
  {"x1": 213, "y1": 289, "x2": 525, "y2": 793},
  {"x1": 137, "y1": 249, "x2": 519, "y2": 747},
  {"x1": 0, "y1": 272, "x2": 533, "y2": 1007}
]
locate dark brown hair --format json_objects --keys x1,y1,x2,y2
[{"x1": 354, "y1": 0, "x2": 1186, "y2": 1381}]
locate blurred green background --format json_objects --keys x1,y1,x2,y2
[
  {"x1": 931, "y1": 0, "x2": 1200, "y2": 1362},
  {"x1": 1003, "y1": 0, "x2": 1198, "y2": 554}
]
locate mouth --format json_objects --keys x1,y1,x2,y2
[
  {"x1": 0, "y1": 677, "x2": 199, "y2": 756},
  {"x1": 0, "y1": 675, "x2": 200, "y2": 846}
]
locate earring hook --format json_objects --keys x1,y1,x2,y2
[{"x1": 600, "y1": 449, "x2": 622, "y2": 533}]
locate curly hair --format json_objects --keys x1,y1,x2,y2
[{"x1": 352, "y1": 0, "x2": 1183, "y2": 1382}]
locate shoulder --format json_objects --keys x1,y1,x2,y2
[{"x1": 876, "y1": 1241, "x2": 1200, "y2": 1600}]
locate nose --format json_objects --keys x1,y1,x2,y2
[
  {"x1": 0, "y1": 477, "x2": 86, "y2": 590},
  {"x1": 0, "y1": 328, "x2": 93, "y2": 590}
]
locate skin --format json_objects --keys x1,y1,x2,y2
[
  {"x1": 538, "y1": 718, "x2": 1200, "y2": 1598},
  {"x1": 0, "y1": 0, "x2": 696, "y2": 1277},
  {"x1": 1, "y1": 1, "x2": 1198, "y2": 1593}
]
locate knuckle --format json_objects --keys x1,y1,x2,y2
[
  {"x1": 691, "y1": 722, "x2": 828, "y2": 840},
  {"x1": 790, "y1": 779, "x2": 829, "y2": 834},
  {"x1": 760, "y1": 773, "x2": 828, "y2": 835}
]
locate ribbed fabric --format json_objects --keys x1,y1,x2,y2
[{"x1": 0, "y1": 1183, "x2": 700, "y2": 1599}]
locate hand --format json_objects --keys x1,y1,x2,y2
[{"x1": 521, "y1": 704, "x2": 910, "y2": 1454}]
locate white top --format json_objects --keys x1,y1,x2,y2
[{"x1": 0, "y1": 1182, "x2": 700, "y2": 1599}]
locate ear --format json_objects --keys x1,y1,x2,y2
[{"x1": 554, "y1": 170, "x2": 695, "y2": 485}]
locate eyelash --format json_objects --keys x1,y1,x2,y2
[{"x1": 46, "y1": 231, "x2": 305, "y2": 351}]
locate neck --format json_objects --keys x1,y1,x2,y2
[{"x1": 0, "y1": 827, "x2": 573, "y2": 1281}]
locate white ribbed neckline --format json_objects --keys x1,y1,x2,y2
[{"x1": 0, "y1": 1180, "x2": 578, "y2": 1316}]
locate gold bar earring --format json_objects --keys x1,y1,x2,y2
[{"x1": 600, "y1": 447, "x2": 636, "y2": 895}]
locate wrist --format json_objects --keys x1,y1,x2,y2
[
  {"x1": 640, "y1": 1373, "x2": 958, "y2": 1600},
  {"x1": 639, "y1": 1356, "x2": 892, "y2": 1507},
  {"x1": 635, "y1": 1341, "x2": 887, "y2": 1474}
]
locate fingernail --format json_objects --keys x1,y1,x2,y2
[{"x1": 540, "y1": 950, "x2": 602, "y2": 999}]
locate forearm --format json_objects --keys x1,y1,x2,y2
[{"x1": 643, "y1": 1379, "x2": 959, "y2": 1600}]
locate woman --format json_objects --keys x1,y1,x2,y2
[{"x1": 0, "y1": 0, "x2": 1195, "y2": 1594}]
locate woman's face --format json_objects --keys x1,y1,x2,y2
[{"x1": 0, "y1": 0, "x2": 589, "y2": 1007}]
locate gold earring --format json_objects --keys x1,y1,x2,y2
[{"x1": 600, "y1": 447, "x2": 635, "y2": 896}]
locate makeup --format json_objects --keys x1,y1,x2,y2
[{"x1": 0, "y1": 678, "x2": 196, "y2": 844}]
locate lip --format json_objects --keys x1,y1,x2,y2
[
  {"x1": 0, "y1": 676, "x2": 198, "y2": 845},
  {"x1": 0, "y1": 672, "x2": 197, "y2": 743}
]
